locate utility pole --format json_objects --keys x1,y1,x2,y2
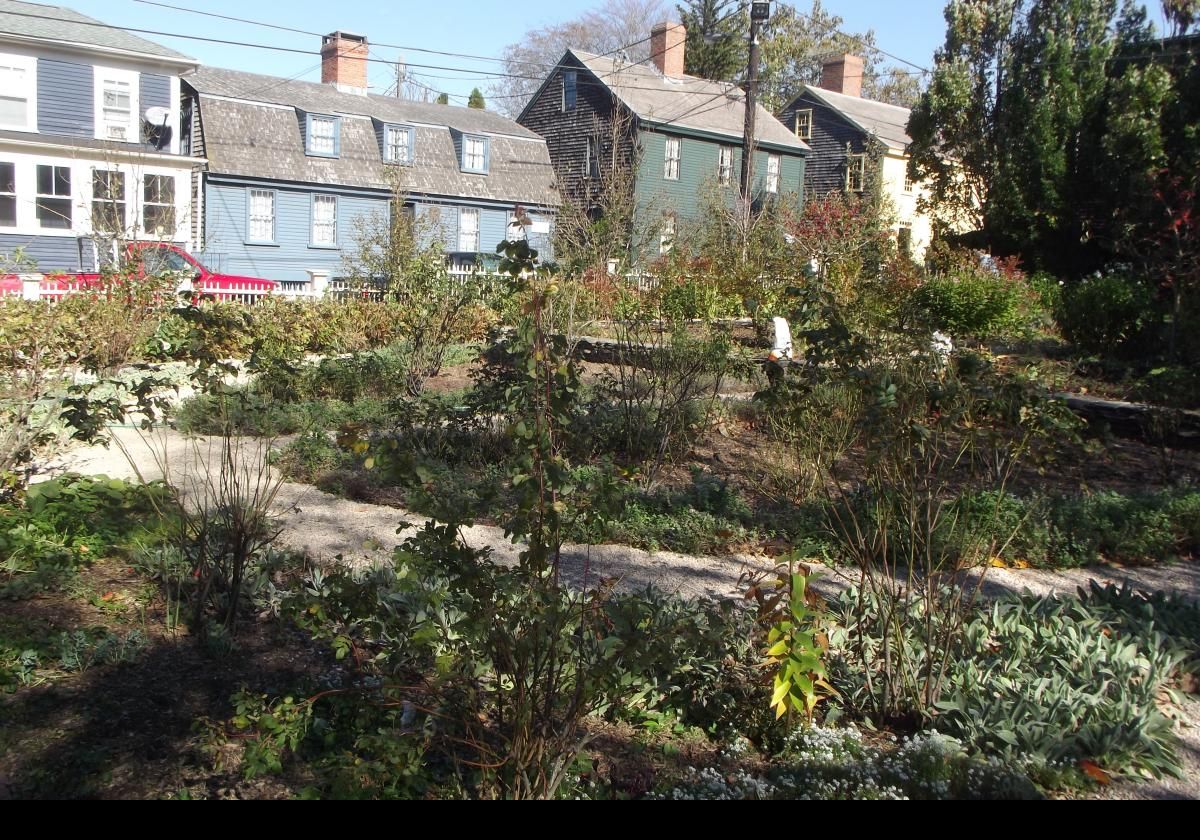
[{"x1": 740, "y1": 2, "x2": 771, "y2": 203}]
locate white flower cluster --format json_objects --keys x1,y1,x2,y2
[{"x1": 649, "y1": 767, "x2": 779, "y2": 801}]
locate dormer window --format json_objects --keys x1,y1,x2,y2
[
  {"x1": 306, "y1": 113, "x2": 340, "y2": 157},
  {"x1": 384, "y1": 124, "x2": 414, "y2": 164},
  {"x1": 461, "y1": 135, "x2": 489, "y2": 174}
]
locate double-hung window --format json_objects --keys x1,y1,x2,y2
[
  {"x1": 311, "y1": 194, "x2": 338, "y2": 247},
  {"x1": 384, "y1": 124, "x2": 412, "y2": 164},
  {"x1": 92, "y1": 170, "x2": 126, "y2": 234},
  {"x1": 248, "y1": 189, "x2": 276, "y2": 243},
  {"x1": 718, "y1": 146, "x2": 733, "y2": 187},
  {"x1": 307, "y1": 114, "x2": 339, "y2": 157},
  {"x1": 96, "y1": 70, "x2": 138, "y2": 142},
  {"x1": 766, "y1": 154, "x2": 780, "y2": 194},
  {"x1": 846, "y1": 153, "x2": 866, "y2": 193},
  {"x1": 586, "y1": 136, "x2": 600, "y2": 179},
  {"x1": 0, "y1": 162, "x2": 15, "y2": 227},
  {"x1": 462, "y1": 136, "x2": 488, "y2": 173},
  {"x1": 903, "y1": 170, "x2": 915, "y2": 194},
  {"x1": 664, "y1": 136, "x2": 680, "y2": 180},
  {"x1": 794, "y1": 109, "x2": 812, "y2": 140},
  {"x1": 458, "y1": 208, "x2": 479, "y2": 252},
  {"x1": 659, "y1": 212, "x2": 675, "y2": 255},
  {"x1": 0, "y1": 56, "x2": 35, "y2": 131},
  {"x1": 36, "y1": 164, "x2": 71, "y2": 229},
  {"x1": 143, "y1": 175, "x2": 175, "y2": 235}
]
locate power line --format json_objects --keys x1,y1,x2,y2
[{"x1": 133, "y1": 0, "x2": 653, "y2": 75}]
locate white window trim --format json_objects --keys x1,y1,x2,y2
[
  {"x1": 766, "y1": 154, "x2": 781, "y2": 194},
  {"x1": 718, "y1": 145, "x2": 733, "y2": 187},
  {"x1": 35, "y1": 162, "x2": 73, "y2": 230},
  {"x1": 0, "y1": 53, "x2": 37, "y2": 133},
  {"x1": 93, "y1": 66, "x2": 139, "y2": 143},
  {"x1": 310, "y1": 193, "x2": 338, "y2": 248},
  {"x1": 659, "y1": 212, "x2": 675, "y2": 255},
  {"x1": 846, "y1": 153, "x2": 867, "y2": 193},
  {"x1": 247, "y1": 188, "x2": 277, "y2": 244},
  {"x1": 795, "y1": 109, "x2": 812, "y2": 141},
  {"x1": 458, "y1": 207, "x2": 479, "y2": 252},
  {"x1": 664, "y1": 136, "x2": 680, "y2": 181},
  {"x1": 141, "y1": 173, "x2": 176, "y2": 238},
  {"x1": 90, "y1": 168, "x2": 127, "y2": 236}
]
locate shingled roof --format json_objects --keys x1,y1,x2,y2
[
  {"x1": 0, "y1": 0, "x2": 194, "y2": 62},
  {"x1": 188, "y1": 67, "x2": 558, "y2": 207},
  {"x1": 563, "y1": 50, "x2": 808, "y2": 154},
  {"x1": 799, "y1": 85, "x2": 912, "y2": 151}
]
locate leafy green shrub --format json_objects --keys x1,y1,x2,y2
[
  {"x1": 911, "y1": 271, "x2": 1036, "y2": 338},
  {"x1": 1050, "y1": 490, "x2": 1200, "y2": 566},
  {"x1": 0, "y1": 475, "x2": 170, "y2": 598},
  {"x1": 829, "y1": 585, "x2": 1191, "y2": 778},
  {"x1": 1056, "y1": 273, "x2": 1158, "y2": 356}
]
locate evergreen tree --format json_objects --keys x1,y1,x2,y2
[
  {"x1": 468, "y1": 87, "x2": 486, "y2": 109},
  {"x1": 677, "y1": 0, "x2": 747, "y2": 81},
  {"x1": 435, "y1": 93, "x2": 450, "y2": 105}
]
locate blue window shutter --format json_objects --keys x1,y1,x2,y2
[
  {"x1": 333, "y1": 119, "x2": 341, "y2": 157},
  {"x1": 483, "y1": 138, "x2": 490, "y2": 174},
  {"x1": 407, "y1": 127, "x2": 415, "y2": 164}
]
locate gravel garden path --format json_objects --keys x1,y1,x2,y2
[{"x1": 48, "y1": 426, "x2": 1200, "y2": 800}]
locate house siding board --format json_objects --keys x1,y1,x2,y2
[
  {"x1": 0, "y1": 233, "x2": 95, "y2": 272},
  {"x1": 140, "y1": 73, "x2": 170, "y2": 114},
  {"x1": 634, "y1": 130, "x2": 804, "y2": 219},
  {"x1": 201, "y1": 180, "x2": 387, "y2": 283},
  {"x1": 36, "y1": 58, "x2": 93, "y2": 138},
  {"x1": 779, "y1": 92, "x2": 865, "y2": 198}
]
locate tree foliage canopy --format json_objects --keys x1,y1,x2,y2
[{"x1": 908, "y1": 0, "x2": 1199, "y2": 275}]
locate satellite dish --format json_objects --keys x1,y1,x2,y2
[{"x1": 143, "y1": 106, "x2": 170, "y2": 125}]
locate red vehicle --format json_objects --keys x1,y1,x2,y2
[{"x1": 1, "y1": 242, "x2": 276, "y2": 303}]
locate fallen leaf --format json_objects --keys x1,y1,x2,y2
[{"x1": 1079, "y1": 760, "x2": 1112, "y2": 785}]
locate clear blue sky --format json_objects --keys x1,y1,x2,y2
[{"x1": 58, "y1": 0, "x2": 1170, "y2": 104}]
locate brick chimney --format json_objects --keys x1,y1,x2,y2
[
  {"x1": 650, "y1": 21, "x2": 687, "y2": 78},
  {"x1": 321, "y1": 31, "x2": 369, "y2": 94},
  {"x1": 819, "y1": 54, "x2": 864, "y2": 98}
]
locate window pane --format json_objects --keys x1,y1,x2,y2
[
  {"x1": 37, "y1": 164, "x2": 52, "y2": 195},
  {"x1": 0, "y1": 96, "x2": 26, "y2": 126},
  {"x1": 37, "y1": 198, "x2": 71, "y2": 229},
  {"x1": 310, "y1": 117, "x2": 336, "y2": 154},
  {"x1": 249, "y1": 190, "x2": 275, "y2": 241},
  {"x1": 0, "y1": 195, "x2": 15, "y2": 227},
  {"x1": 458, "y1": 209, "x2": 478, "y2": 251},
  {"x1": 0, "y1": 162, "x2": 14, "y2": 193},
  {"x1": 312, "y1": 195, "x2": 337, "y2": 245}
]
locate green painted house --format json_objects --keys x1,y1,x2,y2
[{"x1": 518, "y1": 22, "x2": 808, "y2": 263}]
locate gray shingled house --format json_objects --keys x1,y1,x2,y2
[
  {"x1": 518, "y1": 22, "x2": 808, "y2": 261},
  {"x1": 183, "y1": 32, "x2": 559, "y2": 292}
]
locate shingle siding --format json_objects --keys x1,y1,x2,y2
[
  {"x1": 778, "y1": 92, "x2": 869, "y2": 198},
  {"x1": 517, "y1": 54, "x2": 637, "y2": 212},
  {"x1": 36, "y1": 58, "x2": 93, "y2": 138}
]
